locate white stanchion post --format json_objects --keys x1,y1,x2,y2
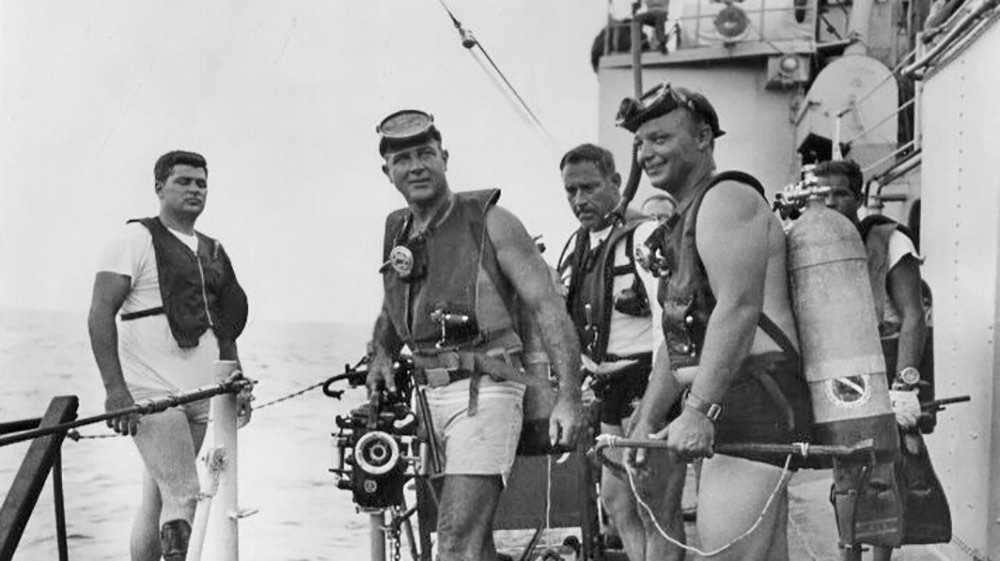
[
  {"x1": 187, "y1": 447, "x2": 225, "y2": 561},
  {"x1": 210, "y1": 360, "x2": 240, "y2": 561},
  {"x1": 370, "y1": 511, "x2": 386, "y2": 561}
]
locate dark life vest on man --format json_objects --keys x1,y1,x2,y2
[
  {"x1": 381, "y1": 189, "x2": 521, "y2": 354},
  {"x1": 557, "y1": 211, "x2": 650, "y2": 363},
  {"x1": 652, "y1": 171, "x2": 774, "y2": 368},
  {"x1": 123, "y1": 217, "x2": 248, "y2": 348}
]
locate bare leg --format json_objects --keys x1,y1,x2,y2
[
  {"x1": 634, "y1": 446, "x2": 686, "y2": 561},
  {"x1": 600, "y1": 423, "x2": 647, "y2": 561},
  {"x1": 130, "y1": 470, "x2": 162, "y2": 561},
  {"x1": 436, "y1": 474, "x2": 504, "y2": 561},
  {"x1": 130, "y1": 408, "x2": 207, "y2": 560},
  {"x1": 697, "y1": 454, "x2": 789, "y2": 561}
]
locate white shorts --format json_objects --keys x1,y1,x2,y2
[
  {"x1": 425, "y1": 376, "x2": 525, "y2": 483},
  {"x1": 119, "y1": 314, "x2": 217, "y2": 423}
]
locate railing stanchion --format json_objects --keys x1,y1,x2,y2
[
  {"x1": 53, "y1": 448, "x2": 69, "y2": 561},
  {"x1": 209, "y1": 361, "x2": 241, "y2": 561}
]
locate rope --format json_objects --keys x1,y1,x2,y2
[
  {"x1": 628, "y1": 453, "x2": 792, "y2": 557},
  {"x1": 545, "y1": 454, "x2": 553, "y2": 550},
  {"x1": 600, "y1": 434, "x2": 793, "y2": 557}
]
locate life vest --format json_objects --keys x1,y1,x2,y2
[
  {"x1": 648, "y1": 171, "x2": 771, "y2": 368},
  {"x1": 557, "y1": 211, "x2": 650, "y2": 363},
  {"x1": 123, "y1": 217, "x2": 248, "y2": 348},
  {"x1": 381, "y1": 189, "x2": 521, "y2": 355}
]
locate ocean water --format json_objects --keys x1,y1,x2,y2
[{"x1": 0, "y1": 308, "x2": 375, "y2": 561}]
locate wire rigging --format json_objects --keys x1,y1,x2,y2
[{"x1": 434, "y1": 0, "x2": 557, "y2": 151}]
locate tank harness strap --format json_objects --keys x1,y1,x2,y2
[
  {"x1": 748, "y1": 314, "x2": 801, "y2": 432},
  {"x1": 757, "y1": 313, "x2": 799, "y2": 364},
  {"x1": 121, "y1": 307, "x2": 165, "y2": 321}
]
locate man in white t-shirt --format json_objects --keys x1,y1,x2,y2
[
  {"x1": 88, "y1": 150, "x2": 249, "y2": 561},
  {"x1": 817, "y1": 159, "x2": 946, "y2": 558},
  {"x1": 557, "y1": 143, "x2": 685, "y2": 561}
]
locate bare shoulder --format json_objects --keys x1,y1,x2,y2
[
  {"x1": 699, "y1": 180, "x2": 768, "y2": 222},
  {"x1": 485, "y1": 204, "x2": 532, "y2": 248}
]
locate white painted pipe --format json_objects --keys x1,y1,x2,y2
[
  {"x1": 370, "y1": 511, "x2": 386, "y2": 561},
  {"x1": 210, "y1": 360, "x2": 241, "y2": 561},
  {"x1": 187, "y1": 447, "x2": 225, "y2": 561}
]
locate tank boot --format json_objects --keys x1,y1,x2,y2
[{"x1": 159, "y1": 519, "x2": 191, "y2": 561}]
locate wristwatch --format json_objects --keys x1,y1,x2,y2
[
  {"x1": 684, "y1": 393, "x2": 723, "y2": 423},
  {"x1": 897, "y1": 366, "x2": 921, "y2": 387}
]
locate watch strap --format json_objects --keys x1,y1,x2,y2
[{"x1": 685, "y1": 392, "x2": 722, "y2": 423}]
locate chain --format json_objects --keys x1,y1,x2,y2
[
  {"x1": 253, "y1": 380, "x2": 328, "y2": 410},
  {"x1": 385, "y1": 508, "x2": 402, "y2": 561},
  {"x1": 66, "y1": 377, "x2": 336, "y2": 440},
  {"x1": 66, "y1": 430, "x2": 117, "y2": 441}
]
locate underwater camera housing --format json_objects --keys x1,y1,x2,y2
[{"x1": 330, "y1": 357, "x2": 425, "y2": 510}]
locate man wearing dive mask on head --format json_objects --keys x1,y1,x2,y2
[
  {"x1": 367, "y1": 110, "x2": 583, "y2": 561},
  {"x1": 621, "y1": 84, "x2": 813, "y2": 560}
]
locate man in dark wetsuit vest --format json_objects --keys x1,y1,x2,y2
[
  {"x1": 618, "y1": 83, "x2": 813, "y2": 560},
  {"x1": 556, "y1": 143, "x2": 685, "y2": 561},
  {"x1": 367, "y1": 110, "x2": 583, "y2": 561},
  {"x1": 817, "y1": 160, "x2": 950, "y2": 557},
  {"x1": 88, "y1": 150, "x2": 249, "y2": 561}
]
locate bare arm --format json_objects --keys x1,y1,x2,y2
[
  {"x1": 366, "y1": 301, "x2": 405, "y2": 394},
  {"x1": 689, "y1": 184, "x2": 770, "y2": 404},
  {"x1": 656, "y1": 183, "x2": 770, "y2": 460},
  {"x1": 88, "y1": 272, "x2": 138, "y2": 435},
  {"x1": 486, "y1": 206, "x2": 582, "y2": 445},
  {"x1": 887, "y1": 255, "x2": 926, "y2": 376}
]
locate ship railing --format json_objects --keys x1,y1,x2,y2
[
  {"x1": 830, "y1": 48, "x2": 921, "y2": 182},
  {"x1": 0, "y1": 366, "x2": 250, "y2": 561},
  {"x1": 902, "y1": 0, "x2": 999, "y2": 78},
  {"x1": 836, "y1": 0, "x2": 999, "y2": 190},
  {"x1": 0, "y1": 396, "x2": 78, "y2": 561},
  {"x1": 600, "y1": 0, "x2": 815, "y2": 60}
]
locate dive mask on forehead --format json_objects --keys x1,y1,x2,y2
[
  {"x1": 615, "y1": 83, "x2": 725, "y2": 137},
  {"x1": 377, "y1": 109, "x2": 442, "y2": 156}
]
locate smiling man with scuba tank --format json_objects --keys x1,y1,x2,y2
[
  {"x1": 557, "y1": 143, "x2": 685, "y2": 561},
  {"x1": 367, "y1": 110, "x2": 583, "y2": 561},
  {"x1": 619, "y1": 84, "x2": 813, "y2": 560},
  {"x1": 88, "y1": 150, "x2": 249, "y2": 561}
]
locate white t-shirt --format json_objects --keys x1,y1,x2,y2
[
  {"x1": 96, "y1": 222, "x2": 218, "y2": 397},
  {"x1": 882, "y1": 229, "x2": 921, "y2": 328}
]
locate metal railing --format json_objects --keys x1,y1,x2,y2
[
  {"x1": 0, "y1": 396, "x2": 79, "y2": 561},
  {"x1": 0, "y1": 372, "x2": 251, "y2": 561},
  {"x1": 599, "y1": 0, "x2": 815, "y2": 61}
]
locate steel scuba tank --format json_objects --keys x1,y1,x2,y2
[{"x1": 782, "y1": 168, "x2": 899, "y2": 458}]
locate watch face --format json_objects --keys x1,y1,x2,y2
[{"x1": 900, "y1": 367, "x2": 920, "y2": 386}]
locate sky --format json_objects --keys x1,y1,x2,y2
[{"x1": 0, "y1": 1, "x2": 610, "y2": 325}]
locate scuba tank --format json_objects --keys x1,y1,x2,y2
[{"x1": 779, "y1": 166, "x2": 899, "y2": 459}]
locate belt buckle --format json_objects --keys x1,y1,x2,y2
[{"x1": 425, "y1": 368, "x2": 452, "y2": 388}]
